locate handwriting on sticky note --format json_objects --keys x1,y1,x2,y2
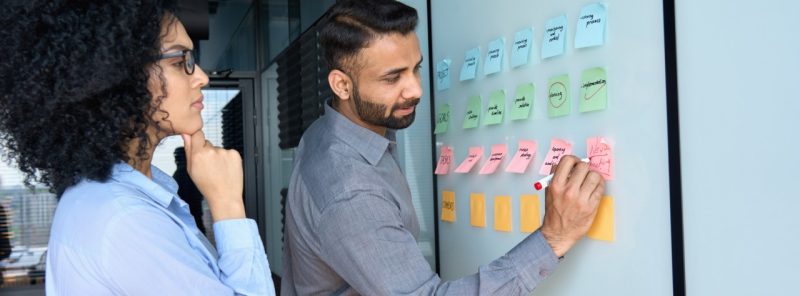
[
  {"x1": 434, "y1": 146, "x2": 453, "y2": 175},
  {"x1": 587, "y1": 136, "x2": 614, "y2": 180},
  {"x1": 463, "y1": 95, "x2": 481, "y2": 129},
  {"x1": 484, "y1": 37, "x2": 505, "y2": 75},
  {"x1": 441, "y1": 191, "x2": 456, "y2": 222},
  {"x1": 494, "y1": 196, "x2": 512, "y2": 232},
  {"x1": 520, "y1": 194, "x2": 541, "y2": 233},
  {"x1": 575, "y1": 3, "x2": 607, "y2": 48},
  {"x1": 435, "y1": 59, "x2": 451, "y2": 91},
  {"x1": 506, "y1": 140, "x2": 537, "y2": 173},
  {"x1": 484, "y1": 90, "x2": 505, "y2": 126},
  {"x1": 455, "y1": 146, "x2": 483, "y2": 173},
  {"x1": 539, "y1": 139, "x2": 573, "y2": 175},
  {"x1": 510, "y1": 83, "x2": 534, "y2": 121},
  {"x1": 548, "y1": 74, "x2": 571, "y2": 117},
  {"x1": 542, "y1": 14, "x2": 568, "y2": 59},
  {"x1": 434, "y1": 104, "x2": 450, "y2": 134},
  {"x1": 470, "y1": 193, "x2": 486, "y2": 228},
  {"x1": 587, "y1": 196, "x2": 614, "y2": 241},
  {"x1": 460, "y1": 47, "x2": 480, "y2": 81},
  {"x1": 511, "y1": 27, "x2": 534, "y2": 68},
  {"x1": 478, "y1": 144, "x2": 507, "y2": 175},
  {"x1": 579, "y1": 67, "x2": 608, "y2": 112}
]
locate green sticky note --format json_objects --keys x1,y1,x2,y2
[
  {"x1": 547, "y1": 74, "x2": 571, "y2": 117},
  {"x1": 434, "y1": 104, "x2": 450, "y2": 134},
  {"x1": 484, "y1": 89, "x2": 505, "y2": 125},
  {"x1": 579, "y1": 67, "x2": 608, "y2": 112},
  {"x1": 510, "y1": 83, "x2": 534, "y2": 120},
  {"x1": 463, "y1": 95, "x2": 481, "y2": 129}
]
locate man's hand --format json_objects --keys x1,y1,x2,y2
[
  {"x1": 181, "y1": 130, "x2": 245, "y2": 222},
  {"x1": 540, "y1": 155, "x2": 605, "y2": 257}
]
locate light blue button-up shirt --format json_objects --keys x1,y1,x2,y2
[{"x1": 45, "y1": 163, "x2": 275, "y2": 295}]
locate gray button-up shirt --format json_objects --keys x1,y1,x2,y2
[{"x1": 281, "y1": 101, "x2": 559, "y2": 295}]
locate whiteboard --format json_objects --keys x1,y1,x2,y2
[{"x1": 430, "y1": 0, "x2": 674, "y2": 294}]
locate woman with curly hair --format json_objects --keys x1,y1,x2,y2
[{"x1": 0, "y1": 1, "x2": 275, "y2": 294}]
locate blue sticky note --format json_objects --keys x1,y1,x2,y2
[
  {"x1": 459, "y1": 47, "x2": 480, "y2": 81},
  {"x1": 484, "y1": 38, "x2": 505, "y2": 75},
  {"x1": 436, "y1": 59, "x2": 451, "y2": 91},
  {"x1": 575, "y1": 3, "x2": 607, "y2": 48},
  {"x1": 541, "y1": 15, "x2": 568, "y2": 59},
  {"x1": 511, "y1": 28, "x2": 534, "y2": 68}
]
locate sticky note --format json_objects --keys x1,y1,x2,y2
[
  {"x1": 539, "y1": 138, "x2": 573, "y2": 175},
  {"x1": 435, "y1": 59, "x2": 451, "y2": 91},
  {"x1": 587, "y1": 196, "x2": 614, "y2": 241},
  {"x1": 484, "y1": 37, "x2": 505, "y2": 75},
  {"x1": 579, "y1": 67, "x2": 608, "y2": 112},
  {"x1": 494, "y1": 196, "x2": 512, "y2": 232},
  {"x1": 520, "y1": 194, "x2": 541, "y2": 233},
  {"x1": 575, "y1": 3, "x2": 607, "y2": 48},
  {"x1": 547, "y1": 74, "x2": 571, "y2": 118},
  {"x1": 463, "y1": 95, "x2": 481, "y2": 129},
  {"x1": 478, "y1": 144, "x2": 508, "y2": 175},
  {"x1": 434, "y1": 104, "x2": 450, "y2": 134},
  {"x1": 511, "y1": 27, "x2": 534, "y2": 68},
  {"x1": 505, "y1": 140, "x2": 537, "y2": 173},
  {"x1": 470, "y1": 193, "x2": 486, "y2": 228},
  {"x1": 587, "y1": 136, "x2": 614, "y2": 180},
  {"x1": 509, "y1": 83, "x2": 534, "y2": 121},
  {"x1": 460, "y1": 47, "x2": 480, "y2": 81},
  {"x1": 542, "y1": 14, "x2": 568, "y2": 59},
  {"x1": 483, "y1": 89, "x2": 505, "y2": 126},
  {"x1": 434, "y1": 146, "x2": 453, "y2": 175},
  {"x1": 454, "y1": 146, "x2": 483, "y2": 173},
  {"x1": 441, "y1": 191, "x2": 456, "y2": 222}
]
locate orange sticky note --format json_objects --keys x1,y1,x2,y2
[
  {"x1": 587, "y1": 136, "x2": 614, "y2": 180},
  {"x1": 538, "y1": 138, "x2": 573, "y2": 175},
  {"x1": 478, "y1": 144, "x2": 508, "y2": 175},
  {"x1": 470, "y1": 193, "x2": 486, "y2": 228},
  {"x1": 520, "y1": 194, "x2": 541, "y2": 233},
  {"x1": 505, "y1": 140, "x2": 537, "y2": 173},
  {"x1": 494, "y1": 196, "x2": 512, "y2": 232},
  {"x1": 587, "y1": 196, "x2": 615, "y2": 241},
  {"x1": 441, "y1": 191, "x2": 456, "y2": 222},
  {"x1": 434, "y1": 146, "x2": 453, "y2": 175}
]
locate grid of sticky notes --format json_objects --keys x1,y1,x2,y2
[{"x1": 440, "y1": 191, "x2": 614, "y2": 241}]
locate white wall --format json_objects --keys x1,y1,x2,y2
[{"x1": 676, "y1": 1, "x2": 800, "y2": 295}]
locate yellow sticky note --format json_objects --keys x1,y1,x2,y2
[
  {"x1": 494, "y1": 196, "x2": 512, "y2": 232},
  {"x1": 441, "y1": 191, "x2": 456, "y2": 222},
  {"x1": 470, "y1": 193, "x2": 486, "y2": 228},
  {"x1": 520, "y1": 194, "x2": 541, "y2": 233},
  {"x1": 587, "y1": 196, "x2": 615, "y2": 241}
]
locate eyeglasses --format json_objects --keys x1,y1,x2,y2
[{"x1": 158, "y1": 49, "x2": 196, "y2": 75}]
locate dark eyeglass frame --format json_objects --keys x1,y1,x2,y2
[{"x1": 158, "y1": 49, "x2": 195, "y2": 75}]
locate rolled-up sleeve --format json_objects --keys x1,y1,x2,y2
[
  {"x1": 214, "y1": 218, "x2": 277, "y2": 296},
  {"x1": 317, "y1": 191, "x2": 559, "y2": 296}
]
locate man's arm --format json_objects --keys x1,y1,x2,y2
[{"x1": 317, "y1": 191, "x2": 558, "y2": 295}]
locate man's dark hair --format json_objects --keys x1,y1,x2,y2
[{"x1": 320, "y1": 0, "x2": 418, "y2": 73}]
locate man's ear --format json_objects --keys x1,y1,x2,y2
[{"x1": 328, "y1": 69, "x2": 353, "y2": 101}]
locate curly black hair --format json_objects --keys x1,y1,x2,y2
[{"x1": 0, "y1": 0, "x2": 177, "y2": 195}]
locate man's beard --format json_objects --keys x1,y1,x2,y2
[{"x1": 351, "y1": 83, "x2": 420, "y2": 130}]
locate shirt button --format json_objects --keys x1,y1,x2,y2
[{"x1": 539, "y1": 269, "x2": 550, "y2": 277}]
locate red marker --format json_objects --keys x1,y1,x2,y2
[{"x1": 533, "y1": 158, "x2": 590, "y2": 190}]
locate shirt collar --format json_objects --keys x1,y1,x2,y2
[
  {"x1": 110, "y1": 162, "x2": 180, "y2": 208},
  {"x1": 323, "y1": 100, "x2": 396, "y2": 166}
]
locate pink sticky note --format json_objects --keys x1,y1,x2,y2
[
  {"x1": 505, "y1": 140, "x2": 537, "y2": 173},
  {"x1": 478, "y1": 144, "x2": 508, "y2": 175},
  {"x1": 455, "y1": 146, "x2": 484, "y2": 173},
  {"x1": 434, "y1": 146, "x2": 453, "y2": 175},
  {"x1": 587, "y1": 137, "x2": 614, "y2": 180},
  {"x1": 538, "y1": 139, "x2": 573, "y2": 175}
]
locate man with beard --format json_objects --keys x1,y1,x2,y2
[{"x1": 281, "y1": 1, "x2": 606, "y2": 295}]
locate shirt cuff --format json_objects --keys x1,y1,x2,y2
[
  {"x1": 507, "y1": 230, "x2": 560, "y2": 292},
  {"x1": 212, "y1": 218, "x2": 259, "y2": 254}
]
